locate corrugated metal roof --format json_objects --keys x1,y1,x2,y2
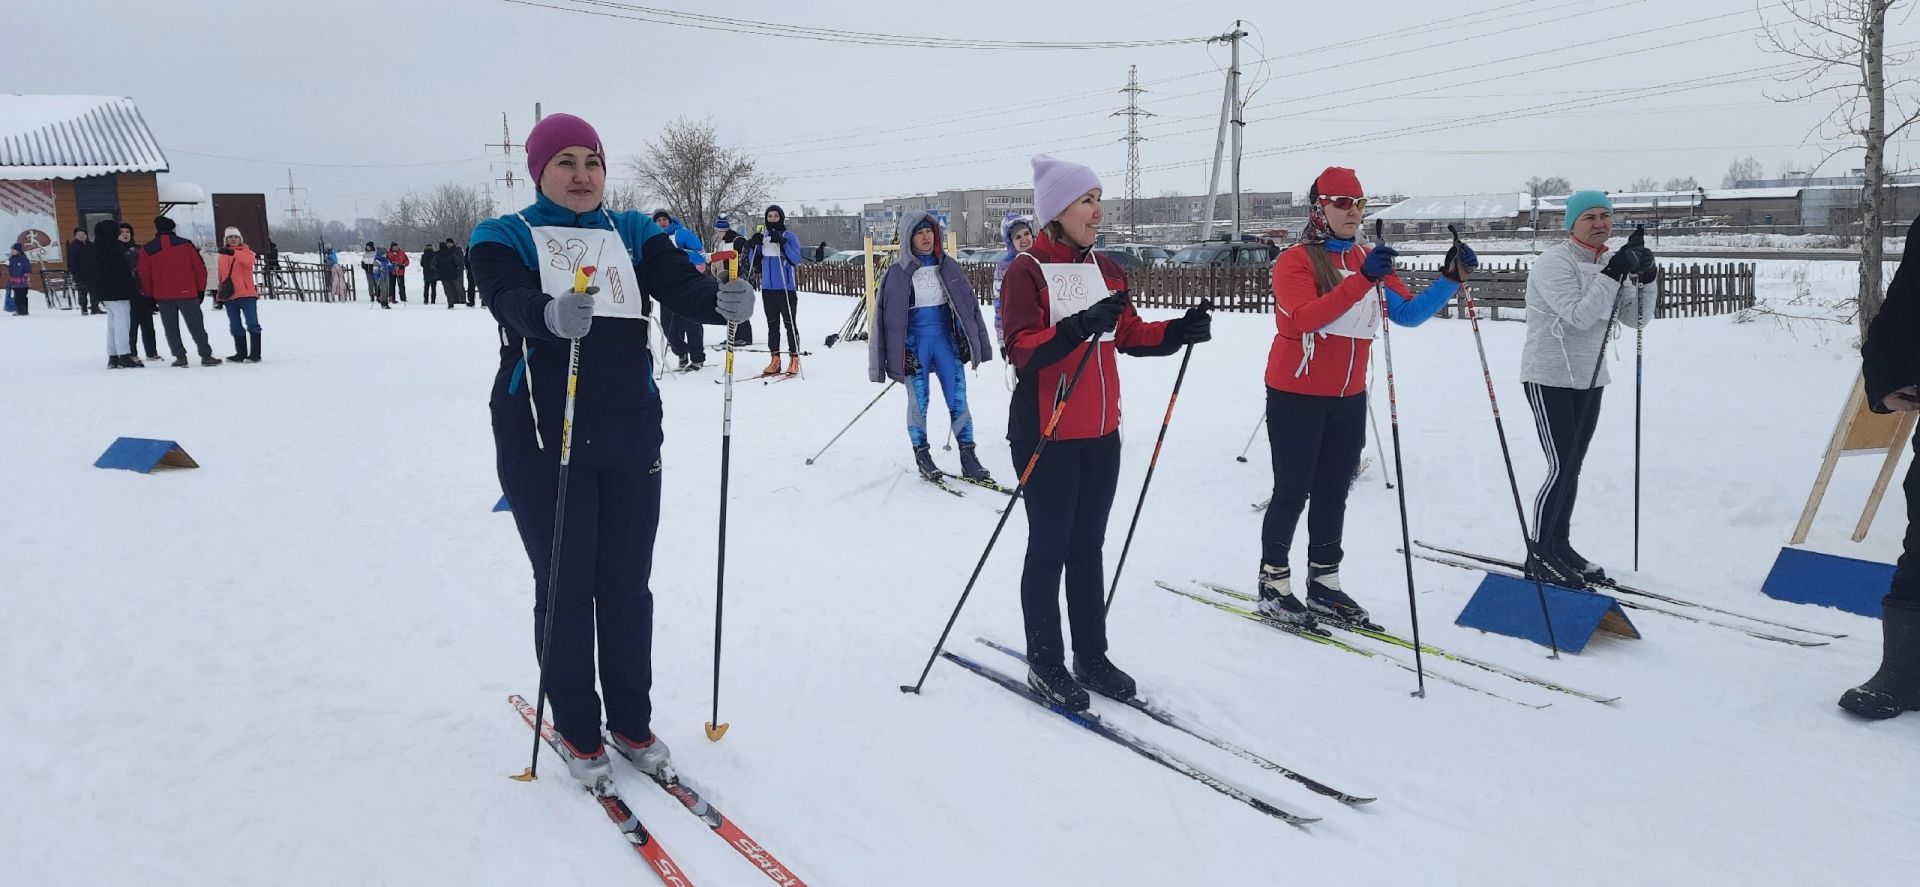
[{"x1": 0, "y1": 95, "x2": 169, "y2": 179}]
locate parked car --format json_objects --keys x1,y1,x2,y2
[
  {"x1": 1101, "y1": 243, "x2": 1173, "y2": 266},
  {"x1": 1096, "y1": 249, "x2": 1143, "y2": 269},
  {"x1": 958, "y1": 248, "x2": 1006, "y2": 266},
  {"x1": 823, "y1": 250, "x2": 866, "y2": 268},
  {"x1": 1165, "y1": 242, "x2": 1280, "y2": 267}
]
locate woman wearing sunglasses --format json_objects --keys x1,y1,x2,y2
[{"x1": 1255, "y1": 166, "x2": 1474, "y2": 630}]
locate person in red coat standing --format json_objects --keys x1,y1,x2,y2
[
  {"x1": 136, "y1": 216, "x2": 219, "y2": 367},
  {"x1": 1255, "y1": 166, "x2": 1470, "y2": 630},
  {"x1": 387, "y1": 242, "x2": 410, "y2": 303},
  {"x1": 998, "y1": 153, "x2": 1212, "y2": 712}
]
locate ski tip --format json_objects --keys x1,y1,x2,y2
[{"x1": 703, "y1": 722, "x2": 730, "y2": 742}]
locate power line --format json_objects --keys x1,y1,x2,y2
[
  {"x1": 170, "y1": 149, "x2": 492, "y2": 169},
  {"x1": 501, "y1": 0, "x2": 1210, "y2": 49}
]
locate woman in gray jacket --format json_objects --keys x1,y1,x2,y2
[
  {"x1": 1520, "y1": 191, "x2": 1656, "y2": 588},
  {"x1": 870, "y1": 210, "x2": 996, "y2": 485}
]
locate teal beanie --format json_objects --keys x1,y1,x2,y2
[{"x1": 1562, "y1": 190, "x2": 1612, "y2": 230}]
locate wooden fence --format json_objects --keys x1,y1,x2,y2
[
  {"x1": 258, "y1": 259, "x2": 358, "y2": 302},
  {"x1": 798, "y1": 259, "x2": 1757, "y2": 320}
]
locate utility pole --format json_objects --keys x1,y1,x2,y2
[
  {"x1": 1200, "y1": 22, "x2": 1247, "y2": 242},
  {"x1": 1113, "y1": 65, "x2": 1153, "y2": 243},
  {"x1": 279, "y1": 169, "x2": 308, "y2": 235},
  {"x1": 487, "y1": 111, "x2": 525, "y2": 196}
]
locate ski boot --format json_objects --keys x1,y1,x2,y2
[
  {"x1": 1525, "y1": 547, "x2": 1587, "y2": 589},
  {"x1": 1305, "y1": 563, "x2": 1381, "y2": 630},
  {"x1": 677, "y1": 355, "x2": 691, "y2": 372},
  {"x1": 608, "y1": 730, "x2": 674, "y2": 781},
  {"x1": 1073, "y1": 653, "x2": 1138, "y2": 702},
  {"x1": 957, "y1": 444, "x2": 996, "y2": 484},
  {"x1": 761, "y1": 354, "x2": 782, "y2": 376},
  {"x1": 786, "y1": 354, "x2": 802, "y2": 375},
  {"x1": 557, "y1": 734, "x2": 614, "y2": 790},
  {"x1": 1840, "y1": 598, "x2": 1920, "y2": 720},
  {"x1": 1561, "y1": 545, "x2": 1609, "y2": 584},
  {"x1": 1256, "y1": 562, "x2": 1317, "y2": 627},
  {"x1": 1027, "y1": 660, "x2": 1090, "y2": 712},
  {"x1": 913, "y1": 445, "x2": 941, "y2": 481}
]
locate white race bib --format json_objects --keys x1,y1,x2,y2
[
  {"x1": 520, "y1": 215, "x2": 643, "y2": 319},
  {"x1": 1040, "y1": 262, "x2": 1114, "y2": 343},
  {"x1": 1319, "y1": 268, "x2": 1381, "y2": 340}
]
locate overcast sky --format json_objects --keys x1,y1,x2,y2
[{"x1": 13, "y1": 0, "x2": 1920, "y2": 228}]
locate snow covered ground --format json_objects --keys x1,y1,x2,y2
[{"x1": 2, "y1": 273, "x2": 1917, "y2": 886}]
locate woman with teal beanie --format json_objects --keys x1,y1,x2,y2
[
  {"x1": 1518, "y1": 189, "x2": 1657, "y2": 588},
  {"x1": 471, "y1": 112, "x2": 756, "y2": 789}
]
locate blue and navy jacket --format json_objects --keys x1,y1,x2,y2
[
  {"x1": 751, "y1": 229, "x2": 803, "y2": 291},
  {"x1": 472, "y1": 192, "x2": 723, "y2": 451},
  {"x1": 663, "y1": 219, "x2": 707, "y2": 266}
]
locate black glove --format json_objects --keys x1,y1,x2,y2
[
  {"x1": 1169, "y1": 305, "x2": 1212, "y2": 344},
  {"x1": 1441, "y1": 241, "x2": 1479, "y2": 283},
  {"x1": 1601, "y1": 248, "x2": 1636, "y2": 281},
  {"x1": 1632, "y1": 246, "x2": 1657, "y2": 282},
  {"x1": 1072, "y1": 294, "x2": 1125, "y2": 338}
]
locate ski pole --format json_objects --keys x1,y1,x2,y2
[
  {"x1": 704, "y1": 253, "x2": 747, "y2": 743},
  {"x1": 944, "y1": 425, "x2": 953, "y2": 453},
  {"x1": 1365, "y1": 359, "x2": 1394, "y2": 490},
  {"x1": 1106, "y1": 298, "x2": 1213, "y2": 614},
  {"x1": 1235, "y1": 414, "x2": 1265, "y2": 463},
  {"x1": 1634, "y1": 311, "x2": 1644, "y2": 573},
  {"x1": 1448, "y1": 224, "x2": 1560, "y2": 659},
  {"x1": 901, "y1": 326, "x2": 1105, "y2": 696},
  {"x1": 516, "y1": 266, "x2": 596, "y2": 781},
  {"x1": 806, "y1": 381, "x2": 896, "y2": 465},
  {"x1": 1372, "y1": 220, "x2": 1428, "y2": 699}
]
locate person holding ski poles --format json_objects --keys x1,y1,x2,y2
[
  {"x1": 1000, "y1": 154, "x2": 1213, "y2": 711},
  {"x1": 1519, "y1": 191, "x2": 1656, "y2": 588},
  {"x1": 1257, "y1": 167, "x2": 1467, "y2": 629},
  {"x1": 1847, "y1": 213, "x2": 1920, "y2": 721},
  {"x1": 652, "y1": 209, "x2": 709, "y2": 371},
  {"x1": 749, "y1": 205, "x2": 804, "y2": 376},
  {"x1": 473, "y1": 113, "x2": 755, "y2": 788},
  {"x1": 870, "y1": 210, "x2": 996, "y2": 485}
]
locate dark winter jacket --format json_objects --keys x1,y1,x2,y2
[
  {"x1": 437, "y1": 245, "x2": 467, "y2": 281},
  {"x1": 421, "y1": 247, "x2": 439, "y2": 281},
  {"x1": 89, "y1": 221, "x2": 138, "y2": 302},
  {"x1": 1865, "y1": 215, "x2": 1920, "y2": 413},
  {"x1": 471, "y1": 192, "x2": 723, "y2": 451},
  {"x1": 137, "y1": 224, "x2": 208, "y2": 300},
  {"x1": 66, "y1": 238, "x2": 94, "y2": 284},
  {"x1": 8, "y1": 251, "x2": 30, "y2": 288},
  {"x1": 871, "y1": 210, "x2": 992, "y2": 383},
  {"x1": 1001, "y1": 232, "x2": 1180, "y2": 442}
]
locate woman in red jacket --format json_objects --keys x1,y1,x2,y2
[
  {"x1": 1000, "y1": 154, "x2": 1212, "y2": 712},
  {"x1": 1257, "y1": 166, "x2": 1474, "y2": 630}
]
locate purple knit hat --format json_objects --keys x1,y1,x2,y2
[
  {"x1": 1031, "y1": 154, "x2": 1102, "y2": 230},
  {"x1": 525, "y1": 113, "x2": 604, "y2": 182}
]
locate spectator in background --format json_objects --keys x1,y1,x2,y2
[
  {"x1": 123, "y1": 223, "x2": 161, "y2": 361},
  {"x1": 652, "y1": 209, "x2": 708, "y2": 370},
  {"x1": 373, "y1": 247, "x2": 395, "y2": 309},
  {"x1": 216, "y1": 227, "x2": 262, "y2": 362},
  {"x1": 387, "y1": 242, "x2": 410, "y2": 302},
  {"x1": 137, "y1": 216, "x2": 220, "y2": 366},
  {"x1": 324, "y1": 244, "x2": 347, "y2": 300},
  {"x1": 421, "y1": 244, "x2": 439, "y2": 305},
  {"x1": 815, "y1": 241, "x2": 828, "y2": 263},
  {"x1": 90, "y1": 219, "x2": 140, "y2": 367},
  {"x1": 438, "y1": 238, "x2": 467, "y2": 308},
  {"x1": 360, "y1": 242, "x2": 379, "y2": 298},
  {"x1": 67, "y1": 226, "x2": 99, "y2": 314},
  {"x1": 7, "y1": 243, "x2": 29, "y2": 316}
]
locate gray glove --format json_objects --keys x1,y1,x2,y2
[
  {"x1": 544, "y1": 290, "x2": 595, "y2": 339},
  {"x1": 717, "y1": 278, "x2": 755, "y2": 323}
]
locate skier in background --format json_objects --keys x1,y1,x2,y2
[
  {"x1": 748, "y1": 205, "x2": 804, "y2": 376},
  {"x1": 1518, "y1": 191, "x2": 1657, "y2": 588},
  {"x1": 1846, "y1": 213, "x2": 1920, "y2": 720},
  {"x1": 999, "y1": 154, "x2": 1211, "y2": 712},
  {"x1": 652, "y1": 209, "x2": 709, "y2": 371},
  {"x1": 870, "y1": 211, "x2": 996, "y2": 485},
  {"x1": 1255, "y1": 166, "x2": 1467, "y2": 631},
  {"x1": 470, "y1": 112, "x2": 754, "y2": 787}
]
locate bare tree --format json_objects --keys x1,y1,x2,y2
[
  {"x1": 1629, "y1": 176, "x2": 1662, "y2": 192},
  {"x1": 1722, "y1": 155, "x2": 1767, "y2": 188},
  {"x1": 1762, "y1": 0, "x2": 1920, "y2": 330},
  {"x1": 1523, "y1": 176, "x2": 1573, "y2": 197},
  {"x1": 380, "y1": 183, "x2": 496, "y2": 248},
  {"x1": 628, "y1": 117, "x2": 776, "y2": 244},
  {"x1": 1664, "y1": 175, "x2": 1701, "y2": 191},
  {"x1": 603, "y1": 180, "x2": 654, "y2": 215}
]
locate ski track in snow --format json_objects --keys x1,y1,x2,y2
[{"x1": 2, "y1": 273, "x2": 1918, "y2": 886}]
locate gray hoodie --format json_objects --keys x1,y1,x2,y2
[
  {"x1": 1519, "y1": 238, "x2": 1656, "y2": 389},
  {"x1": 868, "y1": 210, "x2": 993, "y2": 383}
]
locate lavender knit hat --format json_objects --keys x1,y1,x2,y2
[{"x1": 1031, "y1": 154, "x2": 1102, "y2": 230}]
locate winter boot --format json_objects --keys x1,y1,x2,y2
[
  {"x1": 786, "y1": 354, "x2": 802, "y2": 375},
  {"x1": 557, "y1": 735, "x2": 613, "y2": 790},
  {"x1": 171, "y1": 355, "x2": 189, "y2": 368},
  {"x1": 1525, "y1": 546, "x2": 1587, "y2": 589},
  {"x1": 229, "y1": 335, "x2": 249, "y2": 363},
  {"x1": 200, "y1": 354, "x2": 223, "y2": 366},
  {"x1": 1026, "y1": 661, "x2": 1090, "y2": 712},
  {"x1": 123, "y1": 354, "x2": 143, "y2": 368},
  {"x1": 108, "y1": 355, "x2": 123, "y2": 369},
  {"x1": 1840, "y1": 598, "x2": 1920, "y2": 720},
  {"x1": 912, "y1": 445, "x2": 941, "y2": 481},
  {"x1": 957, "y1": 444, "x2": 995, "y2": 483},
  {"x1": 608, "y1": 730, "x2": 674, "y2": 781},
  {"x1": 1305, "y1": 563, "x2": 1380, "y2": 630},
  {"x1": 1256, "y1": 562, "x2": 1316, "y2": 627},
  {"x1": 248, "y1": 332, "x2": 261, "y2": 362},
  {"x1": 677, "y1": 355, "x2": 691, "y2": 372},
  {"x1": 1073, "y1": 653, "x2": 1138, "y2": 702},
  {"x1": 761, "y1": 354, "x2": 782, "y2": 376},
  {"x1": 1561, "y1": 545, "x2": 1609, "y2": 584}
]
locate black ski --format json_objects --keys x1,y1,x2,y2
[
  {"x1": 939, "y1": 472, "x2": 1014, "y2": 495},
  {"x1": 940, "y1": 650, "x2": 1321, "y2": 825},
  {"x1": 972, "y1": 637, "x2": 1376, "y2": 805}
]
